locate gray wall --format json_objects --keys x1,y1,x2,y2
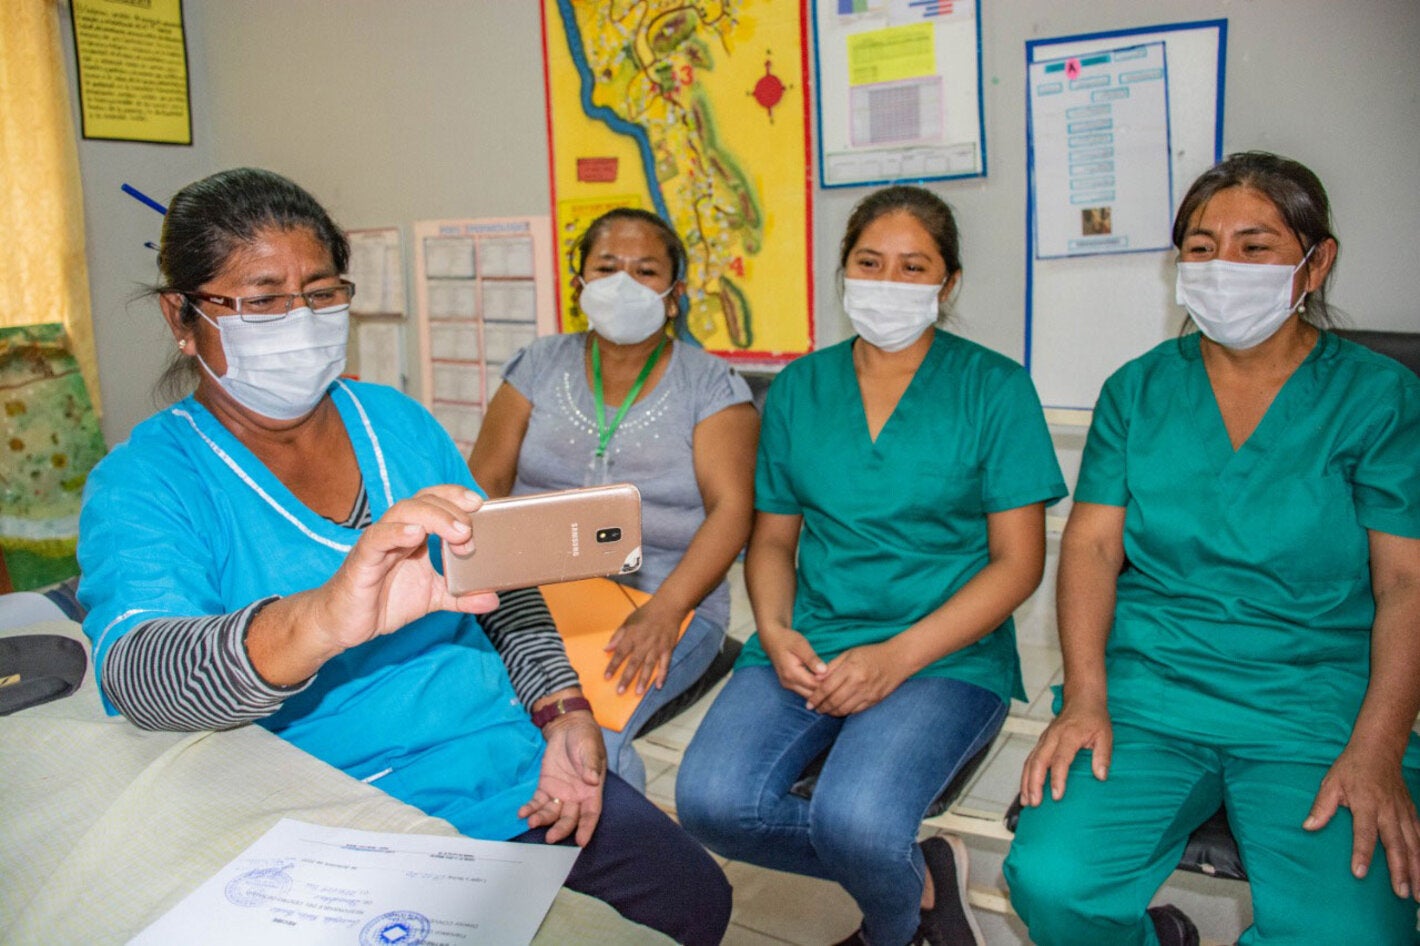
[{"x1": 71, "y1": 0, "x2": 1420, "y2": 444}]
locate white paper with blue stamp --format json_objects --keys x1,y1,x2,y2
[{"x1": 127, "y1": 818, "x2": 579, "y2": 946}]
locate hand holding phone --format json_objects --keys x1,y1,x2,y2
[{"x1": 443, "y1": 484, "x2": 642, "y2": 595}]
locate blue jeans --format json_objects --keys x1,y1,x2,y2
[
  {"x1": 603, "y1": 612, "x2": 724, "y2": 792},
  {"x1": 676, "y1": 665, "x2": 1006, "y2": 946}
]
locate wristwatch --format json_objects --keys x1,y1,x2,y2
[{"x1": 530, "y1": 696, "x2": 593, "y2": 729}]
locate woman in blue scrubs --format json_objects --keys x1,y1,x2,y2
[
  {"x1": 677, "y1": 185, "x2": 1067, "y2": 946},
  {"x1": 1006, "y1": 152, "x2": 1420, "y2": 945},
  {"x1": 77, "y1": 168, "x2": 729, "y2": 945}
]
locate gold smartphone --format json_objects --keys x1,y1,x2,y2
[{"x1": 443, "y1": 483, "x2": 643, "y2": 595}]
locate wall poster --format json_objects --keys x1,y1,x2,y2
[
  {"x1": 70, "y1": 0, "x2": 192, "y2": 144},
  {"x1": 541, "y1": 0, "x2": 814, "y2": 363}
]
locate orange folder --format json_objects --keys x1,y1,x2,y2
[{"x1": 538, "y1": 577, "x2": 692, "y2": 732}]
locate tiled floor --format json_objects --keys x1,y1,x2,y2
[{"x1": 631, "y1": 556, "x2": 1254, "y2": 946}]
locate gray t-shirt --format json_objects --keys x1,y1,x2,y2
[{"x1": 502, "y1": 333, "x2": 752, "y2": 630}]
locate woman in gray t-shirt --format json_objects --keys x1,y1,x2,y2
[{"x1": 469, "y1": 208, "x2": 759, "y2": 791}]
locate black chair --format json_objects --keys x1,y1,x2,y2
[
  {"x1": 633, "y1": 636, "x2": 742, "y2": 739},
  {"x1": 1334, "y1": 328, "x2": 1420, "y2": 377},
  {"x1": 1003, "y1": 796, "x2": 1247, "y2": 881}
]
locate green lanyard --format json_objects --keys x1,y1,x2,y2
[{"x1": 591, "y1": 334, "x2": 668, "y2": 458}]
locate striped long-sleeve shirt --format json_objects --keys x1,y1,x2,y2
[{"x1": 101, "y1": 485, "x2": 580, "y2": 732}]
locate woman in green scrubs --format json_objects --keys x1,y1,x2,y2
[
  {"x1": 1006, "y1": 152, "x2": 1420, "y2": 945},
  {"x1": 677, "y1": 185, "x2": 1066, "y2": 946}
]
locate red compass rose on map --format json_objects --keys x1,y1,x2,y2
[{"x1": 750, "y1": 54, "x2": 790, "y2": 122}]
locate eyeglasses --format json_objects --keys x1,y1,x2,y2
[{"x1": 180, "y1": 280, "x2": 356, "y2": 322}]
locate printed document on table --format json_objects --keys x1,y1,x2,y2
[{"x1": 128, "y1": 818, "x2": 579, "y2": 946}]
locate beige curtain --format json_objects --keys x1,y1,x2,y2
[{"x1": 0, "y1": 0, "x2": 101, "y2": 414}]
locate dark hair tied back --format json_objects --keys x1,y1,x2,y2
[
  {"x1": 1172, "y1": 151, "x2": 1339, "y2": 327},
  {"x1": 838, "y1": 184, "x2": 962, "y2": 277},
  {"x1": 573, "y1": 207, "x2": 688, "y2": 281},
  {"x1": 152, "y1": 167, "x2": 349, "y2": 403},
  {"x1": 159, "y1": 167, "x2": 349, "y2": 298}
]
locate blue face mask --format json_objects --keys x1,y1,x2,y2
[{"x1": 195, "y1": 305, "x2": 350, "y2": 419}]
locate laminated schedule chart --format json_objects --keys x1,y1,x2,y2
[{"x1": 1028, "y1": 42, "x2": 1172, "y2": 259}]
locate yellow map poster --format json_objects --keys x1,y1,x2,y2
[{"x1": 541, "y1": 1, "x2": 813, "y2": 362}]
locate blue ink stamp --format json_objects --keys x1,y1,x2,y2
[
  {"x1": 224, "y1": 863, "x2": 293, "y2": 907},
  {"x1": 360, "y1": 910, "x2": 431, "y2": 946}
]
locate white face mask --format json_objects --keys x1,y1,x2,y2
[
  {"x1": 578, "y1": 270, "x2": 673, "y2": 345},
  {"x1": 195, "y1": 304, "x2": 349, "y2": 420},
  {"x1": 842, "y1": 277, "x2": 943, "y2": 352},
  {"x1": 1175, "y1": 249, "x2": 1312, "y2": 350}
]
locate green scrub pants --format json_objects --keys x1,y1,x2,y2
[{"x1": 1004, "y1": 724, "x2": 1420, "y2": 945}]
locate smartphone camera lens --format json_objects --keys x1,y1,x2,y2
[{"x1": 595, "y1": 527, "x2": 621, "y2": 543}]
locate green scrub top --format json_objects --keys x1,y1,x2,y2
[
  {"x1": 739, "y1": 330, "x2": 1067, "y2": 703},
  {"x1": 1078, "y1": 332, "x2": 1420, "y2": 768}
]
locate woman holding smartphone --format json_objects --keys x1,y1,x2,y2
[
  {"x1": 676, "y1": 185, "x2": 1066, "y2": 946},
  {"x1": 77, "y1": 169, "x2": 730, "y2": 945},
  {"x1": 469, "y1": 208, "x2": 759, "y2": 792}
]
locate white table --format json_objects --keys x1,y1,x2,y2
[{"x1": 0, "y1": 619, "x2": 669, "y2": 945}]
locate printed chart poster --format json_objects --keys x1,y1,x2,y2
[
  {"x1": 814, "y1": 0, "x2": 984, "y2": 187},
  {"x1": 1029, "y1": 42, "x2": 1171, "y2": 259},
  {"x1": 70, "y1": 0, "x2": 192, "y2": 144},
  {"x1": 542, "y1": 0, "x2": 814, "y2": 362}
]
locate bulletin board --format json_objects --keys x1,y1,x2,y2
[
  {"x1": 813, "y1": 0, "x2": 985, "y2": 187},
  {"x1": 1025, "y1": 20, "x2": 1226, "y2": 414},
  {"x1": 412, "y1": 216, "x2": 556, "y2": 454}
]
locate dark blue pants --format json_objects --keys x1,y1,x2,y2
[{"x1": 515, "y1": 772, "x2": 731, "y2": 945}]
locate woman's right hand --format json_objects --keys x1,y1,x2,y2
[
  {"x1": 247, "y1": 485, "x2": 502, "y2": 687},
  {"x1": 1019, "y1": 696, "x2": 1113, "y2": 807},
  {"x1": 314, "y1": 485, "x2": 501, "y2": 653},
  {"x1": 759, "y1": 625, "x2": 828, "y2": 699}
]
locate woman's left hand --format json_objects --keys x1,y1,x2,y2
[
  {"x1": 806, "y1": 642, "x2": 909, "y2": 717},
  {"x1": 1305, "y1": 744, "x2": 1420, "y2": 899},
  {"x1": 519, "y1": 709, "x2": 606, "y2": 846},
  {"x1": 603, "y1": 603, "x2": 683, "y2": 696}
]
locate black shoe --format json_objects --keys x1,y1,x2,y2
[
  {"x1": 917, "y1": 835, "x2": 984, "y2": 946},
  {"x1": 831, "y1": 923, "x2": 929, "y2": 946},
  {"x1": 1148, "y1": 904, "x2": 1200, "y2": 946}
]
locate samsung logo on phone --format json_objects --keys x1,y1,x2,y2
[{"x1": 570, "y1": 522, "x2": 580, "y2": 557}]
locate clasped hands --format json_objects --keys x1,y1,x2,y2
[{"x1": 762, "y1": 627, "x2": 907, "y2": 717}]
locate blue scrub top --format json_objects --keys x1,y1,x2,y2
[
  {"x1": 1078, "y1": 332, "x2": 1420, "y2": 768},
  {"x1": 78, "y1": 381, "x2": 545, "y2": 840},
  {"x1": 740, "y1": 330, "x2": 1067, "y2": 703}
]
